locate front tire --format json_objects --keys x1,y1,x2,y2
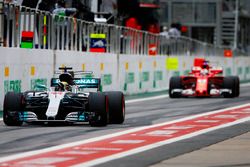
[
  {"x1": 3, "y1": 92, "x2": 23, "y2": 126},
  {"x1": 88, "y1": 92, "x2": 108, "y2": 127},
  {"x1": 105, "y1": 91, "x2": 125, "y2": 124},
  {"x1": 232, "y1": 76, "x2": 240, "y2": 97},
  {"x1": 169, "y1": 76, "x2": 182, "y2": 98},
  {"x1": 223, "y1": 76, "x2": 239, "y2": 98}
]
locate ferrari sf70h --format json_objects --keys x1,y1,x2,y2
[{"x1": 169, "y1": 58, "x2": 240, "y2": 98}]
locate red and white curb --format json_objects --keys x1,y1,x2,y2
[{"x1": 0, "y1": 103, "x2": 250, "y2": 167}]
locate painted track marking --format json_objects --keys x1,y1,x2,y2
[{"x1": 0, "y1": 104, "x2": 250, "y2": 167}]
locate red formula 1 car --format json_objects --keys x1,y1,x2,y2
[{"x1": 169, "y1": 58, "x2": 240, "y2": 98}]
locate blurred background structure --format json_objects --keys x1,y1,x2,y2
[
  {"x1": 1, "y1": 0, "x2": 250, "y2": 54},
  {"x1": 158, "y1": 0, "x2": 250, "y2": 53},
  {"x1": 108, "y1": 0, "x2": 250, "y2": 53}
]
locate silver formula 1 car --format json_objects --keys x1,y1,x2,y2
[{"x1": 3, "y1": 67, "x2": 125, "y2": 126}]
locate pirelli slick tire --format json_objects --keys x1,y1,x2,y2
[
  {"x1": 223, "y1": 76, "x2": 239, "y2": 98},
  {"x1": 169, "y1": 76, "x2": 182, "y2": 98},
  {"x1": 232, "y1": 76, "x2": 240, "y2": 97},
  {"x1": 89, "y1": 92, "x2": 108, "y2": 127},
  {"x1": 105, "y1": 91, "x2": 125, "y2": 124},
  {"x1": 3, "y1": 92, "x2": 23, "y2": 126}
]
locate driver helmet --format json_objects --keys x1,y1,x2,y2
[
  {"x1": 58, "y1": 81, "x2": 70, "y2": 91},
  {"x1": 202, "y1": 60, "x2": 210, "y2": 69}
]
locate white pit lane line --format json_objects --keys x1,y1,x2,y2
[{"x1": 0, "y1": 103, "x2": 250, "y2": 165}]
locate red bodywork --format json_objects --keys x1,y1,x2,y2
[{"x1": 181, "y1": 58, "x2": 224, "y2": 97}]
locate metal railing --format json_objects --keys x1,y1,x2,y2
[{"x1": 0, "y1": 2, "x2": 247, "y2": 57}]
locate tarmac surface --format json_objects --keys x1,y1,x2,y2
[
  {"x1": 0, "y1": 85, "x2": 249, "y2": 167},
  {"x1": 150, "y1": 128, "x2": 250, "y2": 167}
]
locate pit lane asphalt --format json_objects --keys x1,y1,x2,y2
[{"x1": 0, "y1": 85, "x2": 249, "y2": 167}]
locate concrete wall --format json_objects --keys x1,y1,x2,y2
[{"x1": 1, "y1": 48, "x2": 250, "y2": 109}]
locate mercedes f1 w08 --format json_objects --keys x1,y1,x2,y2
[
  {"x1": 169, "y1": 58, "x2": 240, "y2": 98},
  {"x1": 3, "y1": 67, "x2": 125, "y2": 126}
]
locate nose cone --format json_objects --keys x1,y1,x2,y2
[{"x1": 196, "y1": 78, "x2": 208, "y2": 96}]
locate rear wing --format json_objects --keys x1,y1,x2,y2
[
  {"x1": 74, "y1": 78, "x2": 101, "y2": 89},
  {"x1": 51, "y1": 78, "x2": 101, "y2": 89}
]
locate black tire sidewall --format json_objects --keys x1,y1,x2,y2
[
  {"x1": 169, "y1": 76, "x2": 182, "y2": 98},
  {"x1": 88, "y1": 92, "x2": 108, "y2": 126},
  {"x1": 232, "y1": 76, "x2": 240, "y2": 97},
  {"x1": 223, "y1": 76, "x2": 236, "y2": 98},
  {"x1": 104, "y1": 91, "x2": 125, "y2": 124},
  {"x1": 3, "y1": 92, "x2": 23, "y2": 126}
]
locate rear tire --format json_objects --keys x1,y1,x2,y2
[
  {"x1": 105, "y1": 91, "x2": 125, "y2": 124},
  {"x1": 88, "y1": 92, "x2": 108, "y2": 127},
  {"x1": 3, "y1": 92, "x2": 23, "y2": 126},
  {"x1": 169, "y1": 76, "x2": 182, "y2": 98}
]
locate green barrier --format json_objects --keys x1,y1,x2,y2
[
  {"x1": 31, "y1": 78, "x2": 47, "y2": 90},
  {"x1": 153, "y1": 71, "x2": 163, "y2": 88},
  {"x1": 237, "y1": 67, "x2": 243, "y2": 75},
  {"x1": 225, "y1": 68, "x2": 232, "y2": 76},
  {"x1": 183, "y1": 70, "x2": 190, "y2": 75},
  {"x1": 124, "y1": 72, "x2": 135, "y2": 91},
  {"x1": 4, "y1": 80, "x2": 21, "y2": 94},
  {"x1": 173, "y1": 71, "x2": 180, "y2": 76},
  {"x1": 139, "y1": 72, "x2": 150, "y2": 89},
  {"x1": 101, "y1": 74, "x2": 112, "y2": 86}
]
